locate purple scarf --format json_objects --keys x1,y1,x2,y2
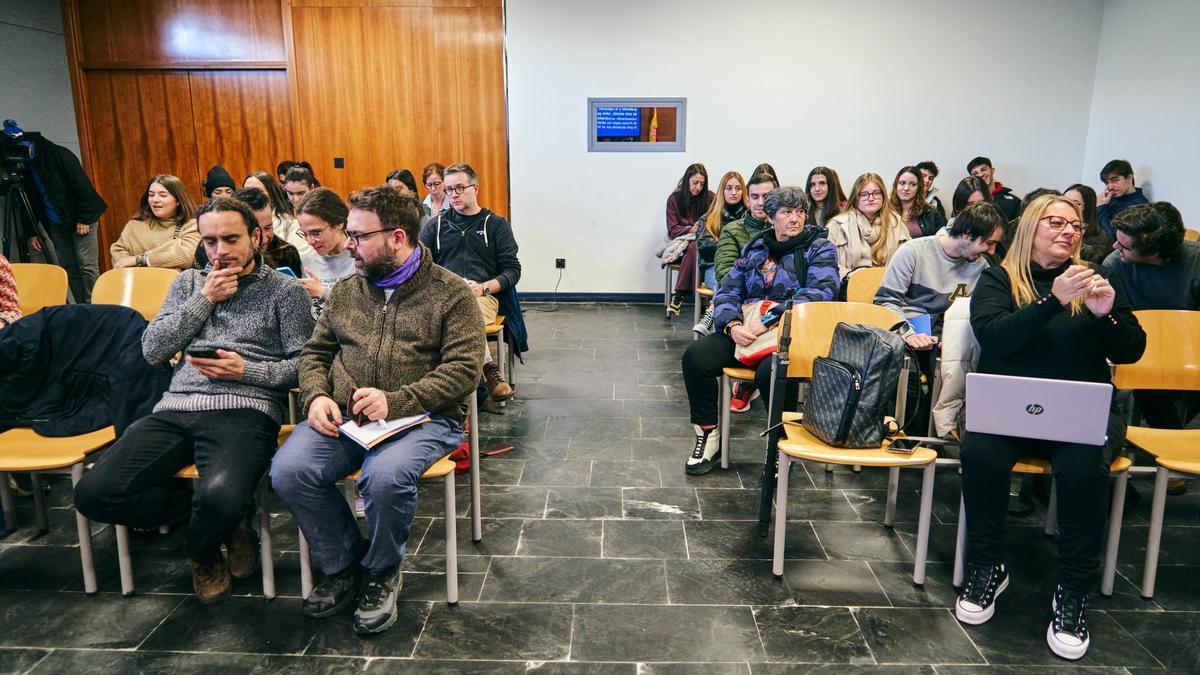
[{"x1": 372, "y1": 247, "x2": 421, "y2": 288}]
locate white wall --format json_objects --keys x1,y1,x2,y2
[
  {"x1": 506, "y1": 0, "x2": 1106, "y2": 293},
  {"x1": 0, "y1": 1, "x2": 80, "y2": 158},
  {"x1": 1082, "y1": 0, "x2": 1200, "y2": 226}
]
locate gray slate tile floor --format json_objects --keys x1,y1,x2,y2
[{"x1": 1, "y1": 302, "x2": 1198, "y2": 672}]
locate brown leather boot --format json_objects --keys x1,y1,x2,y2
[
  {"x1": 190, "y1": 557, "x2": 232, "y2": 604},
  {"x1": 483, "y1": 361, "x2": 513, "y2": 401},
  {"x1": 224, "y1": 519, "x2": 259, "y2": 580}
]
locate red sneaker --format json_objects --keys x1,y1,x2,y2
[{"x1": 729, "y1": 382, "x2": 759, "y2": 413}]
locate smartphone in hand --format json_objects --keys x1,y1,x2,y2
[{"x1": 186, "y1": 349, "x2": 221, "y2": 359}]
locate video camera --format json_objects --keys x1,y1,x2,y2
[{"x1": 0, "y1": 134, "x2": 31, "y2": 193}]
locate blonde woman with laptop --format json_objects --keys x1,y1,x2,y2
[{"x1": 954, "y1": 194, "x2": 1145, "y2": 660}]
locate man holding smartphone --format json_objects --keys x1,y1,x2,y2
[{"x1": 75, "y1": 197, "x2": 314, "y2": 605}]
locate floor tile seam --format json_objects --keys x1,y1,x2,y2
[
  {"x1": 845, "y1": 604, "x2": 882, "y2": 666},
  {"x1": 12, "y1": 646, "x2": 53, "y2": 674},
  {"x1": 130, "y1": 594, "x2": 190, "y2": 652},
  {"x1": 566, "y1": 603, "x2": 577, "y2": 661},
  {"x1": 860, "y1": 561, "x2": 894, "y2": 609},
  {"x1": 746, "y1": 604, "x2": 771, "y2": 663},
  {"x1": 1092, "y1": 608, "x2": 1169, "y2": 670},
  {"x1": 404, "y1": 599, "x2": 435, "y2": 660},
  {"x1": 806, "y1": 521, "x2": 830, "y2": 560}
]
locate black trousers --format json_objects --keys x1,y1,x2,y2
[
  {"x1": 75, "y1": 409, "x2": 279, "y2": 564},
  {"x1": 960, "y1": 410, "x2": 1124, "y2": 593},
  {"x1": 682, "y1": 332, "x2": 780, "y2": 426}
]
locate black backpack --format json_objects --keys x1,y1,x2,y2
[{"x1": 802, "y1": 322, "x2": 908, "y2": 448}]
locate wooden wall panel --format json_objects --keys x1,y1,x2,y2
[
  {"x1": 83, "y1": 71, "x2": 202, "y2": 268},
  {"x1": 430, "y1": 4, "x2": 508, "y2": 216},
  {"x1": 290, "y1": 6, "x2": 440, "y2": 197},
  {"x1": 76, "y1": 0, "x2": 286, "y2": 66},
  {"x1": 190, "y1": 70, "x2": 296, "y2": 188}
]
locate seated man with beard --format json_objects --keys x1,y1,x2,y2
[{"x1": 270, "y1": 185, "x2": 484, "y2": 635}]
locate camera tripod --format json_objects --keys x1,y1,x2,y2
[{"x1": 0, "y1": 176, "x2": 59, "y2": 265}]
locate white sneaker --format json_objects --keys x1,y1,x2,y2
[
  {"x1": 1047, "y1": 584, "x2": 1091, "y2": 660},
  {"x1": 685, "y1": 425, "x2": 721, "y2": 475},
  {"x1": 955, "y1": 563, "x2": 1009, "y2": 625},
  {"x1": 692, "y1": 307, "x2": 715, "y2": 336}
]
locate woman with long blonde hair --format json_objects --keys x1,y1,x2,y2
[
  {"x1": 956, "y1": 194, "x2": 1145, "y2": 661},
  {"x1": 825, "y1": 172, "x2": 910, "y2": 277},
  {"x1": 691, "y1": 171, "x2": 747, "y2": 335}
]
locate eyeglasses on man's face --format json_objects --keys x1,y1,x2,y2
[
  {"x1": 445, "y1": 184, "x2": 477, "y2": 196},
  {"x1": 346, "y1": 228, "x2": 396, "y2": 246}
]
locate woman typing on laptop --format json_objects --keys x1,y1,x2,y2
[{"x1": 955, "y1": 195, "x2": 1145, "y2": 660}]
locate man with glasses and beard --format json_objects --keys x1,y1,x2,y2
[{"x1": 271, "y1": 185, "x2": 484, "y2": 635}]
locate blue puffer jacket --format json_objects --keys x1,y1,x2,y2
[{"x1": 713, "y1": 229, "x2": 841, "y2": 332}]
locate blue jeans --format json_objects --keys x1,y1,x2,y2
[
  {"x1": 702, "y1": 265, "x2": 717, "y2": 292},
  {"x1": 270, "y1": 415, "x2": 462, "y2": 574}
]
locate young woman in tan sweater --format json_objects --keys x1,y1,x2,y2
[{"x1": 110, "y1": 174, "x2": 199, "y2": 270}]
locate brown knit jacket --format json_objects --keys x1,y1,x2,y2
[{"x1": 299, "y1": 244, "x2": 485, "y2": 423}]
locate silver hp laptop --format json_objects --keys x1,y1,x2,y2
[{"x1": 965, "y1": 373, "x2": 1113, "y2": 446}]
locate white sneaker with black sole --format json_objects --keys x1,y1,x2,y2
[
  {"x1": 1047, "y1": 584, "x2": 1091, "y2": 660},
  {"x1": 685, "y1": 425, "x2": 721, "y2": 475},
  {"x1": 955, "y1": 563, "x2": 1008, "y2": 625}
]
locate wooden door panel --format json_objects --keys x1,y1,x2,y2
[{"x1": 190, "y1": 70, "x2": 296, "y2": 187}]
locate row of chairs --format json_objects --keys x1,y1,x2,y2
[{"x1": 1, "y1": 264, "x2": 489, "y2": 606}]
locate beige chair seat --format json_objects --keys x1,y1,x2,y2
[
  {"x1": 0, "y1": 427, "x2": 114, "y2": 472},
  {"x1": 778, "y1": 422, "x2": 936, "y2": 467}
]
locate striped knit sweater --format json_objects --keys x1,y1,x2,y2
[
  {"x1": 0, "y1": 255, "x2": 19, "y2": 328},
  {"x1": 143, "y1": 254, "x2": 315, "y2": 423}
]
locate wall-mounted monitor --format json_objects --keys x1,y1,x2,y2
[{"x1": 587, "y1": 98, "x2": 686, "y2": 152}]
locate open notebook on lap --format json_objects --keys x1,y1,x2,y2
[{"x1": 965, "y1": 373, "x2": 1113, "y2": 446}]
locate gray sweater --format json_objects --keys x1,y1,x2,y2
[
  {"x1": 143, "y1": 256, "x2": 315, "y2": 423},
  {"x1": 873, "y1": 235, "x2": 989, "y2": 335}
]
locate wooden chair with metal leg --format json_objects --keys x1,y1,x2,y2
[
  {"x1": 91, "y1": 267, "x2": 180, "y2": 321},
  {"x1": 719, "y1": 302, "x2": 903, "y2": 470},
  {"x1": 767, "y1": 302, "x2": 938, "y2": 585},
  {"x1": 0, "y1": 427, "x2": 115, "y2": 593},
  {"x1": 111, "y1": 427, "x2": 288, "y2": 598},
  {"x1": 10, "y1": 262, "x2": 69, "y2": 315},
  {"x1": 845, "y1": 266, "x2": 887, "y2": 304},
  {"x1": 1111, "y1": 309, "x2": 1200, "y2": 599},
  {"x1": 663, "y1": 262, "x2": 680, "y2": 307},
  {"x1": 296, "y1": 394, "x2": 481, "y2": 604},
  {"x1": 1184, "y1": 229, "x2": 1199, "y2": 242}
]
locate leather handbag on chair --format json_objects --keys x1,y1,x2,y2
[{"x1": 802, "y1": 322, "x2": 909, "y2": 448}]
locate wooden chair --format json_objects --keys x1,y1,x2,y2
[
  {"x1": 845, "y1": 266, "x2": 887, "y2": 304},
  {"x1": 1112, "y1": 309, "x2": 1200, "y2": 598},
  {"x1": 775, "y1": 412, "x2": 939, "y2": 585},
  {"x1": 0, "y1": 426, "x2": 115, "y2": 593},
  {"x1": 91, "y1": 267, "x2": 179, "y2": 321},
  {"x1": 10, "y1": 262, "x2": 69, "y2": 315},
  {"x1": 110, "y1": 426, "x2": 287, "y2": 598},
  {"x1": 1184, "y1": 229, "x2": 1199, "y2": 242},
  {"x1": 718, "y1": 302, "x2": 903, "y2": 469},
  {"x1": 950, "y1": 456, "x2": 1132, "y2": 596},
  {"x1": 297, "y1": 393, "x2": 482, "y2": 604},
  {"x1": 299, "y1": 453, "x2": 461, "y2": 604}
]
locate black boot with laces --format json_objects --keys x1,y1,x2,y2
[
  {"x1": 955, "y1": 563, "x2": 1009, "y2": 625},
  {"x1": 1047, "y1": 584, "x2": 1091, "y2": 660}
]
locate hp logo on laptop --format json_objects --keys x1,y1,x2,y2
[{"x1": 1025, "y1": 404, "x2": 1045, "y2": 415}]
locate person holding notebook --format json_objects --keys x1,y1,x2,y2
[
  {"x1": 270, "y1": 185, "x2": 484, "y2": 635},
  {"x1": 955, "y1": 194, "x2": 1145, "y2": 660}
]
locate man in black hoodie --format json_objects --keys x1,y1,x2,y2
[
  {"x1": 967, "y1": 156, "x2": 1021, "y2": 221},
  {"x1": 15, "y1": 130, "x2": 107, "y2": 303},
  {"x1": 418, "y1": 163, "x2": 519, "y2": 402}
]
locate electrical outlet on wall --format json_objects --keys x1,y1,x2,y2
[{"x1": 555, "y1": 258, "x2": 566, "y2": 269}]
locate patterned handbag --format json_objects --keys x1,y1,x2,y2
[{"x1": 802, "y1": 322, "x2": 907, "y2": 448}]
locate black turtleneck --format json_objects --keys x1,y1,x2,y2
[{"x1": 970, "y1": 260, "x2": 1145, "y2": 384}]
